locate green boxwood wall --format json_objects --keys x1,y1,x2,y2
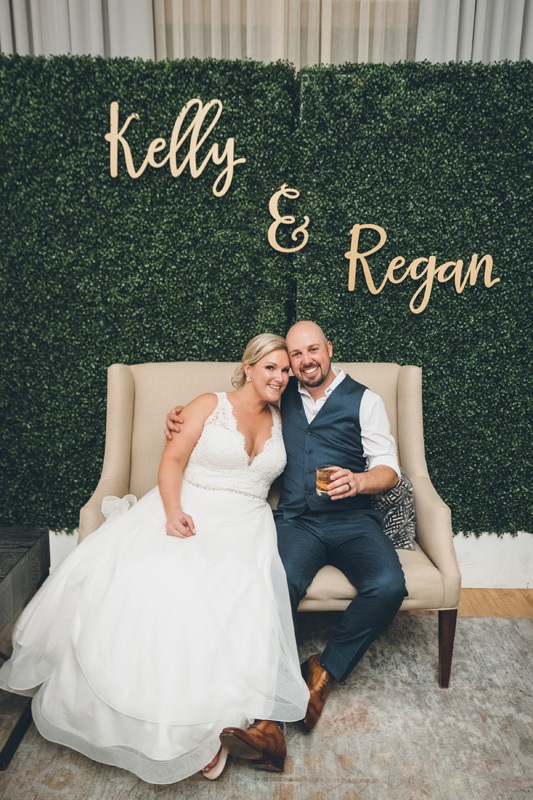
[
  {"x1": 0, "y1": 56, "x2": 298, "y2": 530},
  {"x1": 294, "y1": 61, "x2": 532, "y2": 536},
  {"x1": 0, "y1": 56, "x2": 531, "y2": 535}
]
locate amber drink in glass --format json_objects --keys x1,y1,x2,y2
[{"x1": 316, "y1": 466, "x2": 337, "y2": 496}]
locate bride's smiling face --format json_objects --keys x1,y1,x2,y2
[{"x1": 246, "y1": 349, "x2": 291, "y2": 402}]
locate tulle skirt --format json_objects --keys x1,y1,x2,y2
[{"x1": 0, "y1": 482, "x2": 309, "y2": 783}]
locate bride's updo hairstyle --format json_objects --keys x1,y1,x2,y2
[{"x1": 232, "y1": 333, "x2": 288, "y2": 389}]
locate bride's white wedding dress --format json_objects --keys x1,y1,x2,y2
[{"x1": 0, "y1": 393, "x2": 309, "y2": 784}]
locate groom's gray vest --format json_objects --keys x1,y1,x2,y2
[{"x1": 278, "y1": 375, "x2": 371, "y2": 518}]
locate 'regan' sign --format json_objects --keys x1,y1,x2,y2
[{"x1": 344, "y1": 223, "x2": 500, "y2": 314}]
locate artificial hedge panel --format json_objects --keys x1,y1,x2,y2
[
  {"x1": 0, "y1": 56, "x2": 298, "y2": 530},
  {"x1": 294, "y1": 61, "x2": 533, "y2": 535},
  {"x1": 0, "y1": 56, "x2": 531, "y2": 536}
]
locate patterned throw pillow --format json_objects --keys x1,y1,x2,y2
[{"x1": 371, "y1": 469, "x2": 416, "y2": 550}]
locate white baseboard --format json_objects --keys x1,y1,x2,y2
[
  {"x1": 48, "y1": 529, "x2": 533, "y2": 589},
  {"x1": 49, "y1": 529, "x2": 79, "y2": 572},
  {"x1": 453, "y1": 531, "x2": 532, "y2": 589}
]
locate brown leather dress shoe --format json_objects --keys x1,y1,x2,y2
[
  {"x1": 301, "y1": 653, "x2": 334, "y2": 732},
  {"x1": 219, "y1": 720, "x2": 286, "y2": 772}
]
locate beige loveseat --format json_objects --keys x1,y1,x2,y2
[{"x1": 79, "y1": 362, "x2": 461, "y2": 687}]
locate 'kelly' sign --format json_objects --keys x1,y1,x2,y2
[{"x1": 104, "y1": 98, "x2": 245, "y2": 197}]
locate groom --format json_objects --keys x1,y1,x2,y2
[{"x1": 166, "y1": 321, "x2": 407, "y2": 771}]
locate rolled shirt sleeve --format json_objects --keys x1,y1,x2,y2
[{"x1": 360, "y1": 390, "x2": 401, "y2": 479}]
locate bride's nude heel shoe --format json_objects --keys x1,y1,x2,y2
[{"x1": 202, "y1": 746, "x2": 229, "y2": 780}]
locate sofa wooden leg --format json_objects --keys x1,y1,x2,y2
[
  {"x1": 0, "y1": 699, "x2": 32, "y2": 770},
  {"x1": 438, "y1": 609, "x2": 458, "y2": 688}
]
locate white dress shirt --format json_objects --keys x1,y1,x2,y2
[{"x1": 297, "y1": 368, "x2": 401, "y2": 478}]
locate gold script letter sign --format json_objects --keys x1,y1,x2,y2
[
  {"x1": 268, "y1": 184, "x2": 310, "y2": 253},
  {"x1": 345, "y1": 224, "x2": 500, "y2": 314},
  {"x1": 104, "y1": 99, "x2": 246, "y2": 197}
]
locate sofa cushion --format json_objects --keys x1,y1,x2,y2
[
  {"x1": 371, "y1": 469, "x2": 416, "y2": 550},
  {"x1": 298, "y1": 543, "x2": 445, "y2": 612}
]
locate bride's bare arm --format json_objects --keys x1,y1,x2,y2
[{"x1": 158, "y1": 394, "x2": 218, "y2": 538}]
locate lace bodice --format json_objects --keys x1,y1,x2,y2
[{"x1": 183, "y1": 393, "x2": 286, "y2": 502}]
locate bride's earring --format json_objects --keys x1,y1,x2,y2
[{"x1": 246, "y1": 376, "x2": 252, "y2": 382}]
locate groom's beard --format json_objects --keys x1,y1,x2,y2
[{"x1": 295, "y1": 362, "x2": 330, "y2": 388}]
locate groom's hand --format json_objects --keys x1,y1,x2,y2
[
  {"x1": 165, "y1": 405, "x2": 185, "y2": 443},
  {"x1": 328, "y1": 468, "x2": 363, "y2": 500},
  {"x1": 328, "y1": 465, "x2": 398, "y2": 498}
]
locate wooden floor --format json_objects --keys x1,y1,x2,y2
[{"x1": 457, "y1": 588, "x2": 533, "y2": 617}]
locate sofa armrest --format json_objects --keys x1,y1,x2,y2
[
  {"x1": 410, "y1": 474, "x2": 461, "y2": 608},
  {"x1": 79, "y1": 475, "x2": 132, "y2": 542},
  {"x1": 78, "y1": 364, "x2": 135, "y2": 543}
]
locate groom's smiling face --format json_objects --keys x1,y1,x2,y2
[{"x1": 286, "y1": 322, "x2": 334, "y2": 389}]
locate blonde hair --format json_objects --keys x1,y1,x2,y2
[{"x1": 232, "y1": 334, "x2": 288, "y2": 388}]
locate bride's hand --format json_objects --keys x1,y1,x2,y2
[{"x1": 166, "y1": 509, "x2": 196, "y2": 538}]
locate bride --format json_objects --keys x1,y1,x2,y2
[{"x1": 0, "y1": 334, "x2": 309, "y2": 784}]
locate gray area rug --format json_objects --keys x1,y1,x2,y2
[{"x1": 0, "y1": 614, "x2": 531, "y2": 800}]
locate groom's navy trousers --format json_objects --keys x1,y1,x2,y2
[
  {"x1": 274, "y1": 507, "x2": 406, "y2": 683},
  {"x1": 276, "y1": 375, "x2": 407, "y2": 684}
]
